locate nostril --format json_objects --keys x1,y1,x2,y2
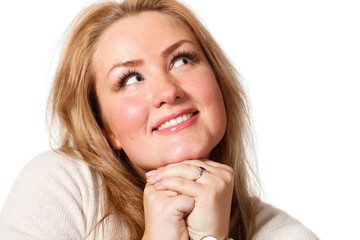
[{"x1": 151, "y1": 80, "x2": 185, "y2": 107}]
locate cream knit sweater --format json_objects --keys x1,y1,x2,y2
[{"x1": 0, "y1": 151, "x2": 318, "y2": 239}]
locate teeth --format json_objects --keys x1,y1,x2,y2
[{"x1": 157, "y1": 113, "x2": 193, "y2": 130}]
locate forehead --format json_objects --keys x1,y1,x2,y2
[{"x1": 94, "y1": 11, "x2": 196, "y2": 57}]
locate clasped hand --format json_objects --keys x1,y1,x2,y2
[{"x1": 142, "y1": 160, "x2": 234, "y2": 240}]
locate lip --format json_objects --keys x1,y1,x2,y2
[{"x1": 152, "y1": 108, "x2": 199, "y2": 134}]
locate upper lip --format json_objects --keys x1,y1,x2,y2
[{"x1": 152, "y1": 108, "x2": 198, "y2": 131}]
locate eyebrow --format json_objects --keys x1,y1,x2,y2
[
  {"x1": 107, "y1": 59, "x2": 144, "y2": 78},
  {"x1": 161, "y1": 39, "x2": 193, "y2": 57},
  {"x1": 107, "y1": 39, "x2": 194, "y2": 77}
]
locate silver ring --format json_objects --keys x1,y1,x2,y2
[{"x1": 193, "y1": 166, "x2": 206, "y2": 181}]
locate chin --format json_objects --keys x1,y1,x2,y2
[{"x1": 163, "y1": 148, "x2": 211, "y2": 164}]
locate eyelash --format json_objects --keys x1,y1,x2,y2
[
  {"x1": 117, "y1": 69, "x2": 144, "y2": 89},
  {"x1": 116, "y1": 50, "x2": 198, "y2": 90},
  {"x1": 170, "y1": 51, "x2": 198, "y2": 68}
]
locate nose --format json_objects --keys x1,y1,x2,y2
[{"x1": 150, "y1": 74, "x2": 185, "y2": 108}]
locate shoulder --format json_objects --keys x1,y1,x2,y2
[
  {"x1": 9, "y1": 150, "x2": 100, "y2": 198},
  {"x1": 254, "y1": 202, "x2": 319, "y2": 240},
  {"x1": 0, "y1": 150, "x2": 103, "y2": 239},
  {"x1": 22, "y1": 150, "x2": 92, "y2": 177}
]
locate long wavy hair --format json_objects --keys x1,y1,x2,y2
[{"x1": 48, "y1": 0, "x2": 259, "y2": 239}]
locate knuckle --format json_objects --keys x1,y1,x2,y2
[
  {"x1": 216, "y1": 165, "x2": 234, "y2": 183},
  {"x1": 217, "y1": 178, "x2": 227, "y2": 191},
  {"x1": 175, "y1": 177, "x2": 186, "y2": 189},
  {"x1": 222, "y1": 164, "x2": 234, "y2": 174},
  {"x1": 211, "y1": 174, "x2": 233, "y2": 193},
  {"x1": 227, "y1": 166, "x2": 235, "y2": 175},
  {"x1": 223, "y1": 170, "x2": 234, "y2": 183}
]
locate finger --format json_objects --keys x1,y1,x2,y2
[
  {"x1": 154, "y1": 176, "x2": 204, "y2": 198},
  {"x1": 146, "y1": 160, "x2": 216, "y2": 184},
  {"x1": 181, "y1": 160, "x2": 234, "y2": 182},
  {"x1": 153, "y1": 167, "x2": 234, "y2": 198},
  {"x1": 171, "y1": 194, "x2": 195, "y2": 216},
  {"x1": 163, "y1": 159, "x2": 232, "y2": 176},
  {"x1": 147, "y1": 162, "x2": 207, "y2": 184},
  {"x1": 144, "y1": 184, "x2": 193, "y2": 217},
  {"x1": 147, "y1": 160, "x2": 233, "y2": 187},
  {"x1": 144, "y1": 183, "x2": 179, "y2": 198},
  {"x1": 183, "y1": 159, "x2": 233, "y2": 173},
  {"x1": 143, "y1": 184, "x2": 194, "y2": 239}
]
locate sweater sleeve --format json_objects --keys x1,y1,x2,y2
[
  {"x1": 0, "y1": 151, "x2": 101, "y2": 240},
  {"x1": 254, "y1": 202, "x2": 319, "y2": 240}
]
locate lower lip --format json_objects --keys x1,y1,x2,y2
[{"x1": 154, "y1": 113, "x2": 198, "y2": 135}]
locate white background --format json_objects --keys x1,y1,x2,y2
[{"x1": 0, "y1": 0, "x2": 359, "y2": 239}]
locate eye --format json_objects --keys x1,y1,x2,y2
[
  {"x1": 173, "y1": 57, "x2": 190, "y2": 68},
  {"x1": 117, "y1": 70, "x2": 144, "y2": 89},
  {"x1": 170, "y1": 51, "x2": 198, "y2": 69}
]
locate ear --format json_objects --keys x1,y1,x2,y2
[{"x1": 107, "y1": 132, "x2": 123, "y2": 150}]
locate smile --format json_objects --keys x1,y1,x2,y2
[
  {"x1": 152, "y1": 109, "x2": 199, "y2": 132},
  {"x1": 156, "y1": 113, "x2": 194, "y2": 131}
]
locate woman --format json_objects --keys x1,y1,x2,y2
[{"x1": 0, "y1": 0, "x2": 318, "y2": 239}]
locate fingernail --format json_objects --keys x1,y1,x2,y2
[{"x1": 145, "y1": 170, "x2": 157, "y2": 182}]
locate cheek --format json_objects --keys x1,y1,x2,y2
[
  {"x1": 193, "y1": 70, "x2": 225, "y2": 108},
  {"x1": 105, "y1": 98, "x2": 147, "y2": 140},
  {"x1": 199, "y1": 72, "x2": 227, "y2": 127}
]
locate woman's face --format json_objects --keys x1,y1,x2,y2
[{"x1": 94, "y1": 11, "x2": 226, "y2": 174}]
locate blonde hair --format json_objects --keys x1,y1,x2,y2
[{"x1": 48, "y1": 0, "x2": 259, "y2": 239}]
